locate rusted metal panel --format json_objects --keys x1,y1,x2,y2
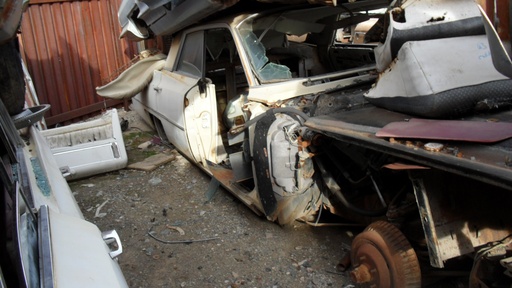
[
  {"x1": 410, "y1": 170, "x2": 512, "y2": 268},
  {"x1": 19, "y1": 0, "x2": 147, "y2": 126}
]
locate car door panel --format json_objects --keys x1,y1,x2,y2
[
  {"x1": 149, "y1": 70, "x2": 197, "y2": 160},
  {"x1": 183, "y1": 81, "x2": 223, "y2": 166}
]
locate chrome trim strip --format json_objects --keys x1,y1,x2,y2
[{"x1": 38, "y1": 205, "x2": 54, "y2": 288}]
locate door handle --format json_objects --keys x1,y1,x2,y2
[{"x1": 101, "y1": 229, "x2": 123, "y2": 259}]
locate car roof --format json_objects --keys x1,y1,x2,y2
[{"x1": 177, "y1": 0, "x2": 388, "y2": 35}]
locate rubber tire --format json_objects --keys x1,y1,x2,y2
[
  {"x1": 0, "y1": 39, "x2": 25, "y2": 115},
  {"x1": 351, "y1": 220, "x2": 422, "y2": 288}
]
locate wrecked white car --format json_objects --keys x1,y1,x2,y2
[
  {"x1": 1, "y1": 104, "x2": 129, "y2": 287},
  {"x1": 98, "y1": 0, "x2": 512, "y2": 287}
]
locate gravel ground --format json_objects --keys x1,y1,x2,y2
[{"x1": 70, "y1": 111, "x2": 360, "y2": 288}]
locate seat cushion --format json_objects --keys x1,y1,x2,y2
[
  {"x1": 374, "y1": 0, "x2": 484, "y2": 72},
  {"x1": 365, "y1": 35, "x2": 512, "y2": 118}
]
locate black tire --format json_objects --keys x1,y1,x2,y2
[{"x1": 0, "y1": 39, "x2": 25, "y2": 116}]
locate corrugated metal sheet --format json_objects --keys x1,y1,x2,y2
[{"x1": 19, "y1": 0, "x2": 158, "y2": 126}]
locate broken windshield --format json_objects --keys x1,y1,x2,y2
[
  {"x1": 238, "y1": 28, "x2": 292, "y2": 82},
  {"x1": 236, "y1": 6, "x2": 385, "y2": 84}
]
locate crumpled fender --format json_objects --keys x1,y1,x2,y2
[{"x1": 96, "y1": 53, "x2": 166, "y2": 99}]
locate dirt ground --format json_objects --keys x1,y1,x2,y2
[{"x1": 70, "y1": 110, "x2": 360, "y2": 288}]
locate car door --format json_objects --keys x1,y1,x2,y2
[{"x1": 152, "y1": 29, "x2": 220, "y2": 166}]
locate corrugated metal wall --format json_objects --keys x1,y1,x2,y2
[{"x1": 19, "y1": 0, "x2": 157, "y2": 126}]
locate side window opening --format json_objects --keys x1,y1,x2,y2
[
  {"x1": 328, "y1": 12, "x2": 384, "y2": 71},
  {"x1": 176, "y1": 30, "x2": 204, "y2": 78},
  {"x1": 269, "y1": 33, "x2": 328, "y2": 78}
]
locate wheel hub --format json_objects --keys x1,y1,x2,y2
[
  {"x1": 350, "y1": 221, "x2": 422, "y2": 288},
  {"x1": 351, "y1": 233, "x2": 392, "y2": 286}
]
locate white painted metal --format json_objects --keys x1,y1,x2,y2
[
  {"x1": 184, "y1": 82, "x2": 227, "y2": 166},
  {"x1": 48, "y1": 208, "x2": 128, "y2": 287},
  {"x1": 25, "y1": 125, "x2": 84, "y2": 218},
  {"x1": 22, "y1": 118, "x2": 128, "y2": 286},
  {"x1": 40, "y1": 109, "x2": 128, "y2": 180}
]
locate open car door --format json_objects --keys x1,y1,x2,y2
[
  {"x1": 154, "y1": 29, "x2": 223, "y2": 166},
  {"x1": 183, "y1": 78, "x2": 223, "y2": 166}
]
